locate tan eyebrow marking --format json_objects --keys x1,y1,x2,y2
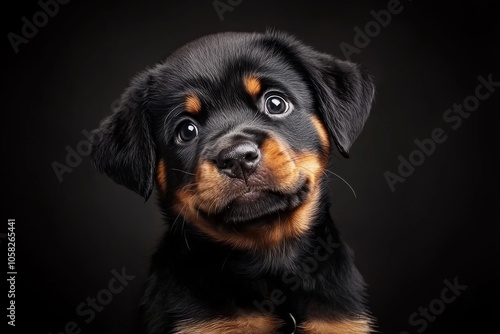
[
  {"x1": 244, "y1": 75, "x2": 261, "y2": 97},
  {"x1": 185, "y1": 94, "x2": 202, "y2": 114}
]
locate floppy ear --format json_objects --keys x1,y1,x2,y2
[
  {"x1": 91, "y1": 70, "x2": 157, "y2": 200},
  {"x1": 309, "y1": 54, "x2": 375, "y2": 157}
]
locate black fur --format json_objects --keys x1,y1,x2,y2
[{"x1": 91, "y1": 31, "x2": 375, "y2": 333}]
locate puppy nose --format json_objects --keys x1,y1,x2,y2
[{"x1": 216, "y1": 141, "x2": 261, "y2": 179}]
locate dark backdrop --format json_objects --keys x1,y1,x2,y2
[{"x1": 3, "y1": 1, "x2": 499, "y2": 333}]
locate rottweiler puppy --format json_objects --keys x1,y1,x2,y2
[{"x1": 91, "y1": 31, "x2": 375, "y2": 334}]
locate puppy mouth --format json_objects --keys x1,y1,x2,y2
[{"x1": 198, "y1": 180, "x2": 310, "y2": 226}]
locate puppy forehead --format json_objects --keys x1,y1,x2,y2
[
  {"x1": 166, "y1": 33, "x2": 267, "y2": 76},
  {"x1": 163, "y1": 33, "x2": 306, "y2": 97}
]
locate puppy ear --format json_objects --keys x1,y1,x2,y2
[
  {"x1": 310, "y1": 55, "x2": 375, "y2": 157},
  {"x1": 91, "y1": 70, "x2": 156, "y2": 200}
]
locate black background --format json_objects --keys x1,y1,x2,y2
[{"x1": 3, "y1": 0, "x2": 499, "y2": 333}]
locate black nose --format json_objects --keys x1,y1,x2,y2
[{"x1": 216, "y1": 141, "x2": 261, "y2": 180}]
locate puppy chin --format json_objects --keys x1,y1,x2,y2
[{"x1": 202, "y1": 181, "x2": 310, "y2": 225}]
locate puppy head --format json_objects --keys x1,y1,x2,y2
[{"x1": 91, "y1": 31, "x2": 374, "y2": 249}]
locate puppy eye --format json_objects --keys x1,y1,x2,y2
[
  {"x1": 176, "y1": 121, "x2": 198, "y2": 143},
  {"x1": 265, "y1": 95, "x2": 290, "y2": 115}
]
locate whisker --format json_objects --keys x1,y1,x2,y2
[
  {"x1": 197, "y1": 198, "x2": 207, "y2": 219},
  {"x1": 171, "y1": 202, "x2": 188, "y2": 231},
  {"x1": 208, "y1": 194, "x2": 223, "y2": 216},
  {"x1": 171, "y1": 192, "x2": 198, "y2": 232},
  {"x1": 171, "y1": 168, "x2": 196, "y2": 176},
  {"x1": 324, "y1": 169, "x2": 357, "y2": 199},
  {"x1": 180, "y1": 182, "x2": 199, "y2": 192},
  {"x1": 221, "y1": 249, "x2": 234, "y2": 272},
  {"x1": 182, "y1": 217, "x2": 191, "y2": 251}
]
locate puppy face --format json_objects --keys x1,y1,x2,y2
[{"x1": 91, "y1": 32, "x2": 374, "y2": 250}]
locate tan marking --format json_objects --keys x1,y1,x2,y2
[
  {"x1": 244, "y1": 75, "x2": 261, "y2": 97},
  {"x1": 174, "y1": 137, "x2": 328, "y2": 249},
  {"x1": 259, "y1": 138, "x2": 300, "y2": 192},
  {"x1": 156, "y1": 159, "x2": 167, "y2": 193},
  {"x1": 300, "y1": 318, "x2": 372, "y2": 334},
  {"x1": 311, "y1": 115, "x2": 331, "y2": 155},
  {"x1": 173, "y1": 314, "x2": 283, "y2": 334},
  {"x1": 185, "y1": 94, "x2": 202, "y2": 114}
]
